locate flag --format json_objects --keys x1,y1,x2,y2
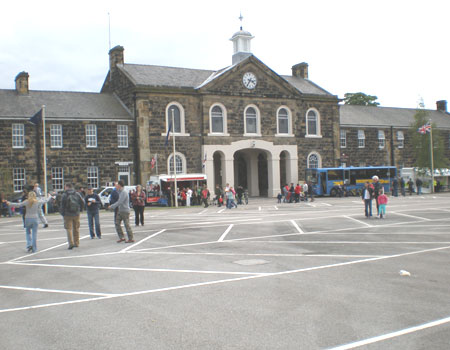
[
  {"x1": 29, "y1": 109, "x2": 42, "y2": 125},
  {"x1": 202, "y1": 152, "x2": 207, "y2": 169},
  {"x1": 417, "y1": 123, "x2": 431, "y2": 134},
  {"x1": 151, "y1": 157, "x2": 156, "y2": 169},
  {"x1": 164, "y1": 120, "x2": 172, "y2": 147}
]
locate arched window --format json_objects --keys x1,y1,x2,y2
[
  {"x1": 244, "y1": 105, "x2": 260, "y2": 135},
  {"x1": 307, "y1": 152, "x2": 321, "y2": 168},
  {"x1": 165, "y1": 102, "x2": 187, "y2": 135},
  {"x1": 168, "y1": 153, "x2": 186, "y2": 174},
  {"x1": 211, "y1": 106, "x2": 224, "y2": 133},
  {"x1": 306, "y1": 109, "x2": 321, "y2": 137},
  {"x1": 277, "y1": 107, "x2": 290, "y2": 135}
]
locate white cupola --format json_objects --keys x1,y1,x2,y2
[{"x1": 230, "y1": 14, "x2": 254, "y2": 65}]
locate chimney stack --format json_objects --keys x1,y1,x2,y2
[
  {"x1": 15, "y1": 71, "x2": 29, "y2": 94},
  {"x1": 292, "y1": 62, "x2": 309, "y2": 79},
  {"x1": 109, "y1": 45, "x2": 124, "y2": 71},
  {"x1": 436, "y1": 100, "x2": 448, "y2": 113}
]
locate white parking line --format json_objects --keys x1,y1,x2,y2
[
  {"x1": 0, "y1": 285, "x2": 116, "y2": 297},
  {"x1": 217, "y1": 209, "x2": 226, "y2": 213},
  {"x1": 328, "y1": 315, "x2": 450, "y2": 350},
  {"x1": 391, "y1": 212, "x2": 432, "y2": 221},
  {"x1": 198, "y1": 209, "x2": 208, "y2": 215},
  {"x1": 121, "y1": 229, "x2": 166, "y2": 253},
  {"x1": 290, "y1": 220, "x2": 304, "y2": 234},
  {"x1": 218, "y1": 224, "x2": 234, "y2": 242},
  {"x1": 344, "y1": 215, "x2": 374, "y2": 228}
]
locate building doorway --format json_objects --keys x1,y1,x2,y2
[
  {"x1": 213, "y1": 151, "x2": 223, "y2": 188},
  {"x1": 258, "y1": 153, "x2": 268, "y2": 196}
]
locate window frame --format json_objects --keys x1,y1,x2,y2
[
  {"x1": 168, "y1": 152, "x2": 186, "y2": 174},
  {"x1": 378, "y1": 130, "x2": 386, "y2": 149},
  {"x1": 307, "y1": 152, "x2": 321, "y2": 169},
  {"x1": 50, "y1": 124, "x2": 63, "y2": 148},
  {"x1": 358, "y1": 130, "x2": 365, "y2": 148},
  {"x1": 12, "y1": 123, "x2": 25, "y2": 148},
  {"x1": 51, "y1": 167, "x2": 64, "y2": 191},
  {"x1": 163, "y1": 102, "x2": 189, "y2": 137},
  {"x1": 13, "y1": 168, "x2": 26, "y2": 192},
  {"x1": 87, "y1": 166, "x2": 99, "y2": 189},
  {"x1": 243, "y1": 105, "x2": 261, "y2": 136},
  {"x1": 397, "y1": 130, "x2": 404, "y2": 149},
  {"x1": 85, "y1": 124, "x2": 97, "y2": 148},
  {"x1": 117, "y1": 125, "x2": 129, "y2": 148},
  {"x1": 340, "y1": 129, "x2": 347, "y2": 148},
  {"x1": 305, "y1": 108, "x2": 322, "y2": 138},
  {"x1": 208, "y1": 103, "x2": 229, "y2": 136},
  {"x1": 275, "y1": 106, "x2": 293, "y2": 137}
]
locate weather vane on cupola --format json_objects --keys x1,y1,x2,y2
[{"x1": 239, "y1": 12, "x2": 243, "y2": 30}]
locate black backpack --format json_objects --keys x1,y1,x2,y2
[{"x1": 66, "y1": 193, "x2": 80, "y2": 213}]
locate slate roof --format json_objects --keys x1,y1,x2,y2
[
  {"x1": 340, "y1": 105, "x2": 450, "y2": 129},
  {"x1": 118, "y1": 61, "x2": 333, "y2": 96},
  {"x1": 0, "y1": 90, "x2": 132, "y2": 120},
  {"x1": 119, "y1": 64, "x2": 215, "y2": 89}
]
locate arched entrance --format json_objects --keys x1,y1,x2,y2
[
  {"x1": 280, "y1": 151, "x2": 288, "y2": 189},
  {"x1": 213, "y1": 151, "x2": 224, "y2": 187},
  {"x1": 233, "y1": 149, "x2": 269, "y2": 197},
  {"x1": 258, "y1": 153, "x2": 268, "y2": 196}
]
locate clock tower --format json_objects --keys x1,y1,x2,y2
[{"x1": 230, "y1": 14, "x2": 254, "y2": 65}]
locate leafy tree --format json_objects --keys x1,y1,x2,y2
[
  {"x1": 344, "y1": 92, "x2": 380, "y2": 106},
  {"x1": 410, "y1": 109, "x2": 448, "y2": 169}
]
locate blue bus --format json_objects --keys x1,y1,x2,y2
[{"x1": 305, "y1": 166, "x2": 397, "y2": 196}]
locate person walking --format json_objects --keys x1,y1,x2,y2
[
  {"x1": 84, "y1": 186, "x2": 102, "y2": 239},
  {"x1": 109, "y1": 184, "x2": 120, "y2": 222},
  {"x1": 7, "y1": 191, "x2": 52, "y2": 253},
  {"x1": 186, "y1": 187, "x2": 193, "y2": 207},
  {"x1": 408, "y1": 178, "x2": 414, "y2": 195},
  {"x1": 377, "y1": 189, "x2": 388, "y2": 219},
  {"x1": 400, "y1": 177, "x2": 406, "y2": 196},
  {"x1": 109, "y1": 180, "x2": 134, "y2": 243},
  {"x1": 361, "y1": 182, "x2": 374, "y2": 218},
  {"x1": 303, "y1": 182, "x2": 309, "y2": 202},
  {"x1": 131, "y1": 185, "x2": 146, "y2": 226},
  {"x1": 60, "y1": 183, "x2": 85, "y2": 250},
  {"x1": 307, "y1": 180, "x2": 314, "y2": 202},
  {"x1": 33, "y1": 183, "x2": 49, "y2": 228},
  {"x1": 201, "y1": 185, "x2": 210, "y2": 208},
  {"x1": 392, "y1": 177, "x2": 399, "y2": 197},
  {"x1": 372, "y1": 176, "x2": 382, "y2": 217},
  {"x1": 415, "y1": 178, "x2": 423, "y2": 195}
]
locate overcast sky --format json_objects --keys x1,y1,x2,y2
[{"x1": 1, "y1": 0, "x2": 448, "y2": 109}]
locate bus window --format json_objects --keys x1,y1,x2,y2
[
  {"x1": 328, "y1": 170, "x2": 343, "y2": 181},
  {"x1": 306, "y1": 169, "x2": 318, "y2": 184}
]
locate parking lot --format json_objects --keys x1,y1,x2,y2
[{"x1": 1, "y1": 193, "x2": 450, "y2": 349}]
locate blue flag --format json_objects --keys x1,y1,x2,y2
[
  {"x1": 164, "y1": 119, "x2": 172, "y2": 147},
  {"x1": 29, "y1": 109, "x2": 42, "y2": 125}
]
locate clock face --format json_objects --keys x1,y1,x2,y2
[{"x1": 242, "y1": 72, "x2": 257, "y2": 89}]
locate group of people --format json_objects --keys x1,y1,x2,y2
[
  {"x1": 162, "y1": 184, "x2": 214, "y2": 208},
  {"x1": 361, "y1": 176, "x2": 389, "y2": 219},
  {"x1": 279, "y1": 182, "x2": 314, "y2": 203},
  {"x1": 6, "y1": 180, "x2": 147, "y2": 253},
  {"x1": 213, "y1": 184, "x2": 248, "y2": 209}
]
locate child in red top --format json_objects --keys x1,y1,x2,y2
[{"x1": 377, "y1": 189, "x2": 388, "y2": 219}]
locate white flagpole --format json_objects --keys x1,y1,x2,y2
[
  {"x1": 429, "y1": 120, "x2": 434, "y2": 194},
  {"x1": 172, "y1": 109, "x2": 178, "y2": 208},
  {"x1": 42, "y1": 105, "x2": 48, "y2": 213},
  {"x1": 155, "y1": 153, "x2": 158, "y2": 175}
]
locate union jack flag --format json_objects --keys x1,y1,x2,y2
[
  {"x1": 202, "y1": 152, "x2": 207, "y2": 169},
  {"x1": 417, "y1": 123, "x2": 431, "y2": 134},
  {"x1": 150, "y1": 157, "x2": 156, "y2": 169}
]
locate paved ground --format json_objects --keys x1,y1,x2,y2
[{"x1": 1, "y1": 193, "x2": 450, "y2": 349}]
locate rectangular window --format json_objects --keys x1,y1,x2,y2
[
  {"x1": 86, "y1": 124, "x2": 97, "y2": 148},
  {"x1": 51, "y1": 167, "x2": 64, "y2": 191},
  {"x1": 13, "y1": 168, "x2": 26, "y2": 192},
  {"x1": 50, "y1": 124, "x2": 63, "y2": 148},
  {"x1": 87, "y1": 166, "x2": 98, "y2": 189},
  {"x1": 12, "y1": 124, "x2": 25, "y2": 148},
  {"x1": 117, "y1": 125, "x2": 128, "y2": 148},
  {"x1": 340, "y1": 130, "x2": 346, "y2": 148},
  {"x1": 397, "y1": 131, "x2": 404, "y2": 149},
  {"x1": 378, "y1": 130, "x2": 385, "y2": 148},
  {"x1": 358, "y1": 130, "x2": 365, "y2": 148}
]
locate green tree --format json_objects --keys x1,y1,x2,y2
[
  {"x1": 410, "y1": 109, "x2": 448, "y2": 169},
  {"x1": 344, "y1": 92, "x2": 380, "y2": 106}
]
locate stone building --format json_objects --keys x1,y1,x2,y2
[
  {"x1": 0, "y1": 72, "x2": 135, "y2": 194},
  {"x1": 339, "y1": 102, "x2": 450, "y2": 169},
  {"x1": 102, "y1": 28, "x2": 340, "y2": 197}
]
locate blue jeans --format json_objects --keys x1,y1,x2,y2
[
  {"x1": 87, "y1": 210, "x2": 101, "y2": 238},
  {"x1": 25, "y1": 218, "x2": 39, "y2": 252},
  {"x1": 364, "y1": 199, "x2": 373, "y2": 217}
]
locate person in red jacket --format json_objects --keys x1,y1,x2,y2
[
  {"x1": 377, "y1": 189, "x2": 388, "y2": 219},
  {"x1": 201, "y1": 185, "x2": 210, "y2": 208}
]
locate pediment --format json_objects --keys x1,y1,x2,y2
[{"x1": 197, "y1": 56, "x2": 301, "y2": 98}]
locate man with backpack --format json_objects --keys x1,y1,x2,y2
[{"x1": 60, "y1": 183, "x2": 85, "y2": 250}]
